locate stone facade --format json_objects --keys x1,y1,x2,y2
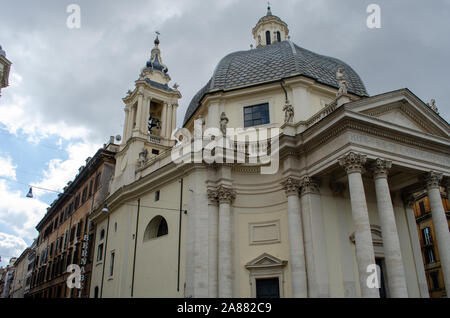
[{"x1": 82, "y1": 8, "x2": 450, "y2": 299}]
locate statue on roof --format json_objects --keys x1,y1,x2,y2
[
  {"x1": 427, "y1": 99, "x2": 439, "y2": 113},
  {"x1": 336, "y1": 67, "x2": 348, "y2": 96}
]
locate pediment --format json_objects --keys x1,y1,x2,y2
[
  {"x1": 347, "y1": 89, "x2": 450, "y2": 139},
  {"x1": 245, "y1": 253, "x2": 287, "y2": 270}
]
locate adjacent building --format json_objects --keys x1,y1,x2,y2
[
  {"x1": 0, "y1": 45, "x2": 11, "y2": 97},
  {"x1": 23, "y1": 240, "x2": 37, "y2": 297},
  {"x1": 88, "y1": 7, "x2": 450, "y2": 298},
  {"x1": 29, "y1": 140, "x2": 118, "y2": 298},
  {"x1": 1, "y1": 258, "x2": 17, "y2": 298},
  {"x1": 413, "y1": 189, "x2": 450, "y2": 297},
  {"x1": 9, "y1": 248, "x2": 30, "y2": 298}
]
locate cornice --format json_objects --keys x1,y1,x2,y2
[{"x1": 303, "y1": 116, "x2": 450, "y2": 155}]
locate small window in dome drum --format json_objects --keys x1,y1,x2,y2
[{"x1": 266, "y1": 31, "x2": 271, "y2": 45}]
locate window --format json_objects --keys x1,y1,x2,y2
[
  {"x1": 375, "y1": 258, "x2": 387, "y2": 298},
  {"x1": 94, "y1": 286, "x2": 99, "y2": 298},
  {"x1": 114, "y1": 222, "x2": 117, "y2": 233},
  {"x1": 244, "y1": 103, "x2": 270, "y2": 128},
  {"x1": 256, "y1": 278, "x2": 280, "y2": 298},
  {"x1": 422, "y1": 227, "x2": 433, "y2": 245},
  {"x1": 418, "y1": 201, "x2": 426, "y2": 215},
  {"x1": 425, "y1": 246, "x2": 436, "y2": 264},
  {"x1": 70, "y1": 226, "x2": 75, "y2": 242},
  {"x1": 88, "y1": 180, "x2": 93, "y2": 198},
  {"x1": 109, "y1": 251, "x2": 115, "y2": 277},
  {"x1": 152, "y1": 149, "x2": 159, "y2": 155},
  {"x1": 82, "y1": 187, "x2": 87, "y2": 203},
  {"x1": 94, "y1": 173, "x2": 101, "y2": 193},
  {"x1": 97, "y1": 244, "x2": 104, "y2": 262},
  {"x1": 265, "y1": 30, "x2": 271, "y2": 45},
  {"x1": 276, "y1": 31, "x2": 281, "y2": 42},
  {"x1": 74, "y1": 194, "x2": 80, "y2": 209},
  {"x1": 143, "y1": 216, "x2": 168, "y2": 241},
  {"x1": 155, "y1": 190, "x2": 160, "y2": 202},
  {"x1": 76, "y1": 220, "x2": 83, "y2": 238},
  {"x1": 100, "y1": 229, "x2": 105, "y2": 240},
  {"x1": 430, "y1": 271, "x2": 440, "y2": 290}
]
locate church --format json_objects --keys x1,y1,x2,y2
[{"x1": 88, "y1": 6, "x2": 450, "y2": 298}]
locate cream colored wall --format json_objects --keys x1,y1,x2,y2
[
  {"x1": 90, "y1": 177, "x2": 187, "y2": 298},
  {"x1": 133, "y1": 180, "x2": 186, "y2": 297},
  {"x1": 231, "y1": 171, "x2": 291, "y2": 297},
  {"x1": 186, "y1": 82, "x2": 336, "y2": 135}
]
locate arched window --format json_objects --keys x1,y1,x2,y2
[
  {"x1": 276, "y1": 31, "x2": 281, "y2": 42},
  {"x1": 94, "y1": 286, "x2": 99, "y2": 298},
  {"x1": 265, "y1": 31, "x2": 271, "y2": 45},
  {"x1": 143, "y1": 216, "x2": 168, "y2": 241}
]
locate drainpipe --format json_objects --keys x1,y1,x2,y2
[
  {"x1": 280, "y1": 79, "x2": 289, "y2": 103},
  {"x1": 131, "y1": 198, "x2": 140, "y2": 297},
  {"x1": 99, "y1": 211, "x2": 110, "y2": 298},
  {"x1": 177, "y1": 178, "x2": 183, "y2": 292}
]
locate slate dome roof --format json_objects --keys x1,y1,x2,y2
[{"x1": 183, "y1": 40, "x2": 368, "y2": 126}]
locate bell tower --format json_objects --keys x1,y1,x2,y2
[{"x1": 113, "y1": 34, "x2": 181, "y2": 190}]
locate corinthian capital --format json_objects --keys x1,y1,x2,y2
[
  {"x1": 281, "y1": 177, "x2": 300, "y2": 196},
  {"x1": 299, "y1": 176, "x2": 320, "y2": 195},
  {"x1": 338, "y1": 152, "x2": 367, "y2": 174},
  {"x1": 402, "y1": 194, "x2": 416, "y2": 208},
  {"x1": 207, "y1": 188, "x2": 219, "y2": 205},
  {"x1": 371, "y1": 158, "x2": 392, "y2": 179},
  {"x1": 217, "y1": 185, "x2": 236, "y2": 204},
  {"x1": 423, "y1": 171, "x2": 443, "y2": 190}
]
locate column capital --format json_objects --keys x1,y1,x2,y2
[
  {"x1": 338, "y1": 152, "x2": 367, "y2": 174},
  {"x1": 299, "y1": 176, "x2": 320, "y2": 195},
  {"x1": 207, "y1": 188, "x2": 219, "y2": 205},
  {"x1": 281, "y1": 177, "x2": 301, "y2": 197},
  {"x1": 371, "y1": 158, "x2": 392, "y2": 179},
  {"x1": 423, "y1": 171, "x2": 443, "y2": 190},
  {"x1": 216, "y1": 185, "x2": 236, "y2": 204},
  {"x1": 402, "y1": 194, "x2": 416, "y2": 208}
]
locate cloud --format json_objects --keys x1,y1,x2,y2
[
  {"x1": 0, "y1": 179, "x2": 48, "y2": 243},
  {"x1": 0, "y1": 232, "x2": 28, "y2": 266},
  {"x1": 0, "y1": 153, "x2": 17, "y2": 180},
  {"x1": 33, "y1": 141, "x2": 101, "y2": 197}
]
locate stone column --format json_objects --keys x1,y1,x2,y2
[
  {"x1": 217, "y1": 185, "x2": 236, "y2": 298},
  {"x1": 207, "y1": 189, "x2": 219, "y2": 298},
  {"x1": 281, "y1": 177, "x2": 308, "y2": 298},
  {"x1": 371, "y1": 159, "x2": 408, "y2": 297},
  {"x1": 166, "y1": 104, "x2": 173, "y2": 138},
  {"x1": 123, "y1": 107, "x2": 130, "y2": 141},
  {"x1": 140, "y1": 96, "x2": 150, "y2": 135},
  {"x1": 160, "y1": 102, "x2": 167, "y2": 138},
  {"x1": 171, "y1": 104, "x2": 177, "y2": 134},
  {"x1": 136, "y1": 92, "x2": 144, "y2": 133},
  {"x1": 299, "y1": 176, "x2": 329, "y2": 298},
  {"x1": 403, "y1": 195, "x2": 429, "y2": 298},
  {"x1": 424, "y1": 172, "x2": 450, "y2": 292},
  {"x1": 338, "y1": 152, "x2": 379, "y2": 298}
]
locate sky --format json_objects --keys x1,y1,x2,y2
[{"x1": 0, "y1": 0, "x2": 449, "y2": 266}]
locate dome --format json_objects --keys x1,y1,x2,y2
[{"x1": 183, "y1": 40, "x2": 368, "y2": 126}]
